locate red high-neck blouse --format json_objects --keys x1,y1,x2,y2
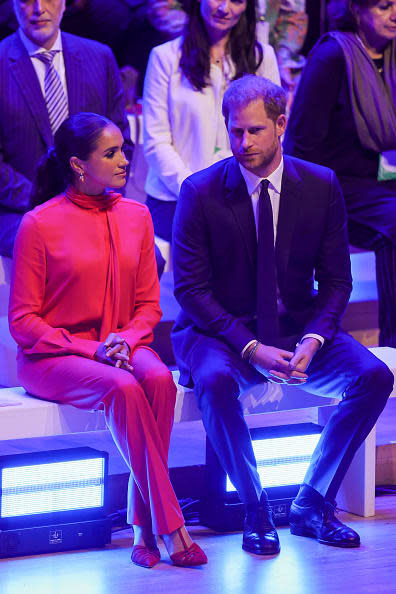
[{"x1": 9, "y1": 189, "x2": 161, "y2": 359}]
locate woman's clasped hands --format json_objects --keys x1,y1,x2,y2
[{"x1": 95, "y1": 332, "x2": 134, "y2": 373}]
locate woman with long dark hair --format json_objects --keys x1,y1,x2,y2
[
  {"x1": 284, "y1": 0, "x2": 396, "y2": 348},
  {"x1": 9, "y1": 112, "x2": 207, "y2": 569},
  {"x1": 143, "y1": 0, "x2": 280, "y2": 242}
]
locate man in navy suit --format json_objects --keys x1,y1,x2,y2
[
  {"x1": 0, "y1": 0, "x2": 133, "y2": 258},
  {"x1": 172, "y1": 75, "x2": 393, "y2": 555}
]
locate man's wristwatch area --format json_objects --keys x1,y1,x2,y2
[{"x1": 242, "y1": 340, "x2": 261, "y2": 364}]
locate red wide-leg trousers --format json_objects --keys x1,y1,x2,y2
[{"x1": 17, "y1": 346, "x2": 184, "y2": 535}]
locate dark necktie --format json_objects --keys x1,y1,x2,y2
[
  {"x1": 256, "y1": 179, "x2": 279, "y2": 345},
  {"x1": 34, "y1": 50, "x2": 68, "y2": 136}
]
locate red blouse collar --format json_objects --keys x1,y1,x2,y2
[{"x1": 65, "y1": 185, "x2": 122, "y2": 210}]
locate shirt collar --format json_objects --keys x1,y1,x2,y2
[
  {"x1": 18, "y1": 28, "x2": 63, "y2": 57},
  {"x1": 239, "y1": 157, "x2": 284, "y2": 196}
]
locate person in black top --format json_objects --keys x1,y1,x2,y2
[{"x1": 284, "y1": 0, "x2": 396, "y2": 347}]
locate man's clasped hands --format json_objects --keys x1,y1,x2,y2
[{"x1": 250, "y1": 337, "x2": 322, "y2": 385}]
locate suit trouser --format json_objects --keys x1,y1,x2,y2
[
  {"x1": 17, "y1": 346, "x2": 184, "y2": 535},
  {"x1": 146, "y1": 195, "x2": 177, "y2": 243},
  {"x1": 190, "y1": 331, "x2": 393, "y2": 505},
  {"x1": 0, "y1": 212, "x2": 22, "y2": 258},
  {"x1": 374, "y1": 240, "x2": 396, "y2": 348},
  {"x1": 348, "y1": 220, "x2": 396, "y2": 348}
]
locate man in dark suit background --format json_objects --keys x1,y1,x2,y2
[
  {"x1": 172, "y1": 75, "x2": 393, "y2": 555},
  {"x1": 0, "y1": 0, "x2": 16, "y2": 40},
  {"x1": 0, "y1": 0, "x2": 133, "y2": 258}
]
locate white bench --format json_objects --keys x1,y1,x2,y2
[{"x1": 0, "y1": 347, "x2": 395, "y2": 519}]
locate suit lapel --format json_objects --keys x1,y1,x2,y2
[
  {"x1": 8, "y1": 33, "x2": 52, "y2": 147},
  {"x1": 225, "y1": 158, "x2": 257, "y2": 274},
  {"x1": 276, "y1": 156, "x2": 301, "y2": 283},
  {"x1": 62, "y1": 33, "x2": 84, "y2": 113}
]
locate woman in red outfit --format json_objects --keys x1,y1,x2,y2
[{"x1": 8, "y1": 112, "x2": 207, "y2": 569}]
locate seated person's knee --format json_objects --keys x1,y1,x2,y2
[{"x1": 194, "y1": 368, "x2": 239, "y2": 410}]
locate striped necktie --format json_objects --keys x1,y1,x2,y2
[
  {"x1": 34, "y1": 50, "x2": 68, "y2": 136},
  {"x1": 256, "y1": 179, "x2": 279, "y2": 345}
]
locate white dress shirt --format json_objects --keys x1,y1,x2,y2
[
  {"x1": 18, "y1": 28, "x2": 68, "y2": 103},
  {"x1": 240, "y1": 157, "x2": 283, "y2": 243},
  {"x1": 239, "y1": 157, "x2": 324, "y2": 356}
]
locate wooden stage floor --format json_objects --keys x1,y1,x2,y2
[{"x1": 1, "y1": 494, "x2": 395, "y2": 594}]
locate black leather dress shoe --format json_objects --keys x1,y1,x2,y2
[
  {"x1": 289, "y1": 500, "x2": 360, "y2": 548},
  {"x1": 242, "y1": 501, "x2": 280, "y2": 555}
]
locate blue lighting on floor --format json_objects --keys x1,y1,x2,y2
[
  {"x1": 226, "y1": 433, "x2": 321, "y2": 491},
  {"x1": 2, "y1": 458, "x2": 105, "y2": 518}
]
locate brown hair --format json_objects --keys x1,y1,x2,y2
[
  {"x1": 180, "y1": 0, "x2": 263, "y2": 91},
  {"x1": 222, "y1": 75, "x2": 286, "y2": 125},
  {"x1": 327, "y1": 0, "x2": 381, "y2": 32},
  {"x1": 31, "y1": 112, "x2": 112, "y2": 208}
]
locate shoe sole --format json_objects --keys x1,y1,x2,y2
[
  {"x1": 242, "y1": 544, "x2": 280, "y2": 556},
  {"x1": 290, "y1": 526, "x2": 360, "y2": 548},
  {"x1": 131, "y1": 555, "x2": 161, "y2": 568}
]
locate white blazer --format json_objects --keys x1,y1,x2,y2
[{"x1": 143, "y1": 36, "x2": 280, "y2": 202}]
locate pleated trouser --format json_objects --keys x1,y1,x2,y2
[
  {"x1": 17, "y1": 346, "x2": 184, "y2": 535},
  {"x1": 189, "y1": 331, "x2": 393, "y2": 505}
]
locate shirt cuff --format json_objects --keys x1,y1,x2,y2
[
  {"x1": 300, "y1": 333, "x2": 325, "y2": 348},
  {"x1": 241, "y1": 339, "x2": 257, "y2": 358}
]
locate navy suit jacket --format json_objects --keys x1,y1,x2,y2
[
  {"x1": 0, "y1": 30, "x2": 132, "y2": 214},
  {"x1": 172, "y1": 155, "x2": 353, "y2": 386}
]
